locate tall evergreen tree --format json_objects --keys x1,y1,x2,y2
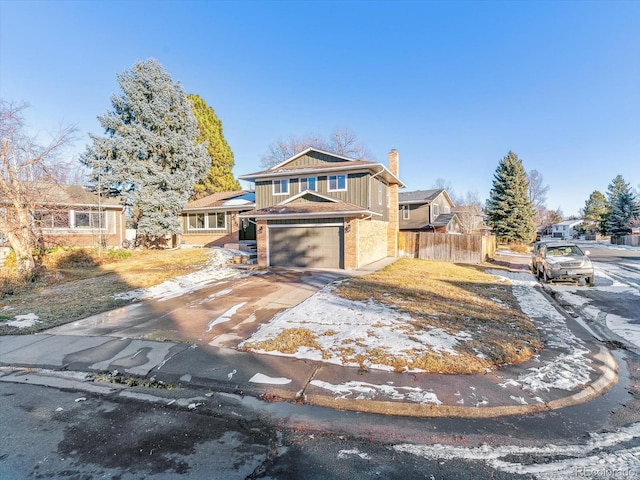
[
  {"x1": 485, "y1": 151, "x2": 536, "y2": 243},
  {"x1": 187, "y1": 94, "x2": 240, "y2": 199},
  {"x1": 581, "y1": 190, "x2": 608, "y2": 234},
  {"x1": 606, "y1": 175, "x2": 639, "y2": 236},
  {"x1": 81, "y1": 59, "x2": 209, "y2": 244}
]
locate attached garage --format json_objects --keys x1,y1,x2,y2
[{"x1": 268, "y1": 224, "x2": 344, "y2": 269}]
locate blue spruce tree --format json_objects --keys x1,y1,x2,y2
[
  {"x1": 81, "y1": 58, "x2": 209, "y2": 245},
  {"x1": 606, "y1": 175, "x2": 639, "y2": 236}
]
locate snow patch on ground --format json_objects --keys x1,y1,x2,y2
[
  {"x1": 112, "y1": 248, "x2": 246, "y2": 302},
  {"x1": 248, "y1": 373, "x2": 292, "y2": 385},
  {"x1": 549, "y1": 260, "x2": 640, "y2": 350},
  {"x1": 239, "y1": 284, "x2": 471, "y2": 372},
  {"x1": 393, "y1": 421, "x2": 640, "y2": 479},
  {"x1": 6, "y1": 312, "x2": 40, "y2": 329},
  {"x1": 488, "y1": 270, "x2": 594, "y2": 392},
  {"x1": 309, "y1": 379, "x2": 442, "y2": 404}
]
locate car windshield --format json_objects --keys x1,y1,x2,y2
[{"x1": 547, "y1": 245, "x2": 583, "y2": 257}]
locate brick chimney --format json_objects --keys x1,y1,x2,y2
[
  {"x1": 387, "y1": 149, "x2": 399, "y2": 257},
  {"x1": 388, "y1": 149, "x2": 399, "y2": 177}
]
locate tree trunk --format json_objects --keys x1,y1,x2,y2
[{"x1": 4, "y1": 229, "x2": 36, "y2": 280}]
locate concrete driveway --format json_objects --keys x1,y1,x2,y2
[{"x1": 47, "y1": 268, "x2": 345, "y2": 349}]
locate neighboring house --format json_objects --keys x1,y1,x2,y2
[
  {"x1": 4, "y1": 183, "x2": 125, "y2": 248},
  {"x1": 238, "y1": 148, "x2": 404, "y2": 269},
  {"x1": 399, "y1": 189, "x2": 461, "y2": 233},
  {"x1": 551, "y1": 219, "x2": 584, "y2": 239},
  {"x1": 179, "y1": 190, "x2": 256, "y2": 247}
]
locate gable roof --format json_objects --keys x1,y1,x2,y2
[
  {"x1": 9, "y1": 182, "x2": 122, "y2": 208},
  {"x1": 240, "y1": 190, "x2": 378, "y2": 220},
  {"x1": 239, "y1": 147, "x2": 404, "y2": 186},
  {"x1": 553, "y1": 219, "x2": 583, "y2": 227},
  {"x1": 430, "y1": 212, "x2": 459, "y2": 228},
  {"x1": 183, "y1": 190, "x2": 255, "y2": 211},
  {"x1": 399, "y1": 189, "x2": 451, "y2": 205}
]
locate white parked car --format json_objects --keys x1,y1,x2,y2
[{"x1": 533, "y1": 241, "x2": 595, "y2": 286}]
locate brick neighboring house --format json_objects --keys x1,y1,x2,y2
[
  {"x1": 179, "y1": 190, "x2": 256, "y2": 247},
  {"x1": 399, "y1": 189, "x2": 462, "y2": 233},
  {"x1": 238, "y1": 148, "x2": 404, "y2": 269},
  {"x1": 3, "y1": 183, "x2": 126, "y2": 248}
]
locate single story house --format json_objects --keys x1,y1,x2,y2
[
  {"x1": 238, "y1": 147, "x2": 404, "y2": 269},
  {"x1": 179, "y1": 190, "x2": 256, "y2": 247},
  {"x1": 3, "y1": 182, "x2": 126, "y2": 249}
]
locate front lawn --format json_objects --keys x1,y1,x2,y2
[
  {"x1": 0, "y1": 247, "x2": 211, "y2": 334},
  {"x1": 241, "y1": 259, "x2": 542, "y2": 374}
]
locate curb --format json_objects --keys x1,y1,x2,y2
[{"x1": 300, "y1": 346, "x2": 618, "y2": 418}]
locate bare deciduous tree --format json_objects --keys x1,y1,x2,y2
[
  {"x1": 0, "y1": 100, "x2": 77, "y2": 279},
  {"x1": 455, "y1": 190, "x2": 484, "y2": 234},
  {"x1": 260, "y1": 127, "x2": 374, "y2": 168},
  {"x1": 527, "y1": 169, "x2": 550, "y2": 229}
]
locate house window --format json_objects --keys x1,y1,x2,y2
[
  {"x1": 273, "y1": 179, "x2": 289, "y2": 195},
  {"x1": 74, "y1": 211, "x2": 106, "y2": 229},
  {"x1": 189, "y1": 213, "x2": 206, "y2": 230},
  {"x1": 378, "y1": 182, "x2": 383, "y2": 205},
  {"x1": 328, "y1": 174, "x2": 347, "y2": 191},
  {"x1": 34, "y1": 210, "x2": 106, "y2": 229},
  {"x1": 402, "y1": 205, "x2": 410, "y2": 220},
  {"x1": 299, "y1": 177, "x2": 317, "y2": 191},
  {"x1": 433, "y1": 204, "x2": 440, "y2": 216},
  {"x1": 208, "y1": 212, "x2": 225, "y2": 229},
  {"x1": 188, "y1": 212, "x2": 226, "y2": 230}
]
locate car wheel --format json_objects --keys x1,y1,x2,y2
[{"x1": 587, "y1": 276, "x2": 595, "y2": 287}]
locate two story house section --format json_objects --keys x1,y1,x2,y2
[
  {"x1": 399, "y1": 189, "x2": 461, "y2": 233},
  {"x1": 239, "y1": 148, "x2": 404, "y2": 270}
]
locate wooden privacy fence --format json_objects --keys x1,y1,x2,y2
[
  {"x1": 611, "y1": 235, "x2": 640, "y2": 247},
  {"x1": 398, "y1": 232, "x2": 496, "y2": 264}
]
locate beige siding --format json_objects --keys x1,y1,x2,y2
[
  {"x1": 180, "y1": 211, "x2": 240, "y2": 247},
  {"x1": 39, "y1": 208, "x2": 125, "y2": 248}
]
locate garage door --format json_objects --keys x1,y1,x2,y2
[{"x1": 269, "y1": 226, "x2": 344, "y2": 269}]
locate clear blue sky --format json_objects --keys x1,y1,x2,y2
[{"x1": 1, "y1": 0, "x2": 638, "y2": 217}]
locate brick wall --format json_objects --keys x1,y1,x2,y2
[
  {"x1": 257, "y1": 220, "x2": 268, "y2": 266},
  {"x1": 180, "y1": 231, "x2": 239, "y2": 247},
  {"x1": 344, "y1": 218, "x2": 358, "y2": 269},
  {"x1": 357, "y1": 218, "x2": 389, "y2": 268}
]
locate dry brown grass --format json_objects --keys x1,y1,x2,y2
[
  {"x1": 332, "y1": 258, "x2": 541, "y2": 372},
  {"x1": 242, "y1": 327, "x2": 325, "y2": 356},
  {"x1": 0, "y1": 247, "x2": 210, "y2": 334},
  {"x1": 505, "y1": 243, "x2": 532, "y2": 254}
]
